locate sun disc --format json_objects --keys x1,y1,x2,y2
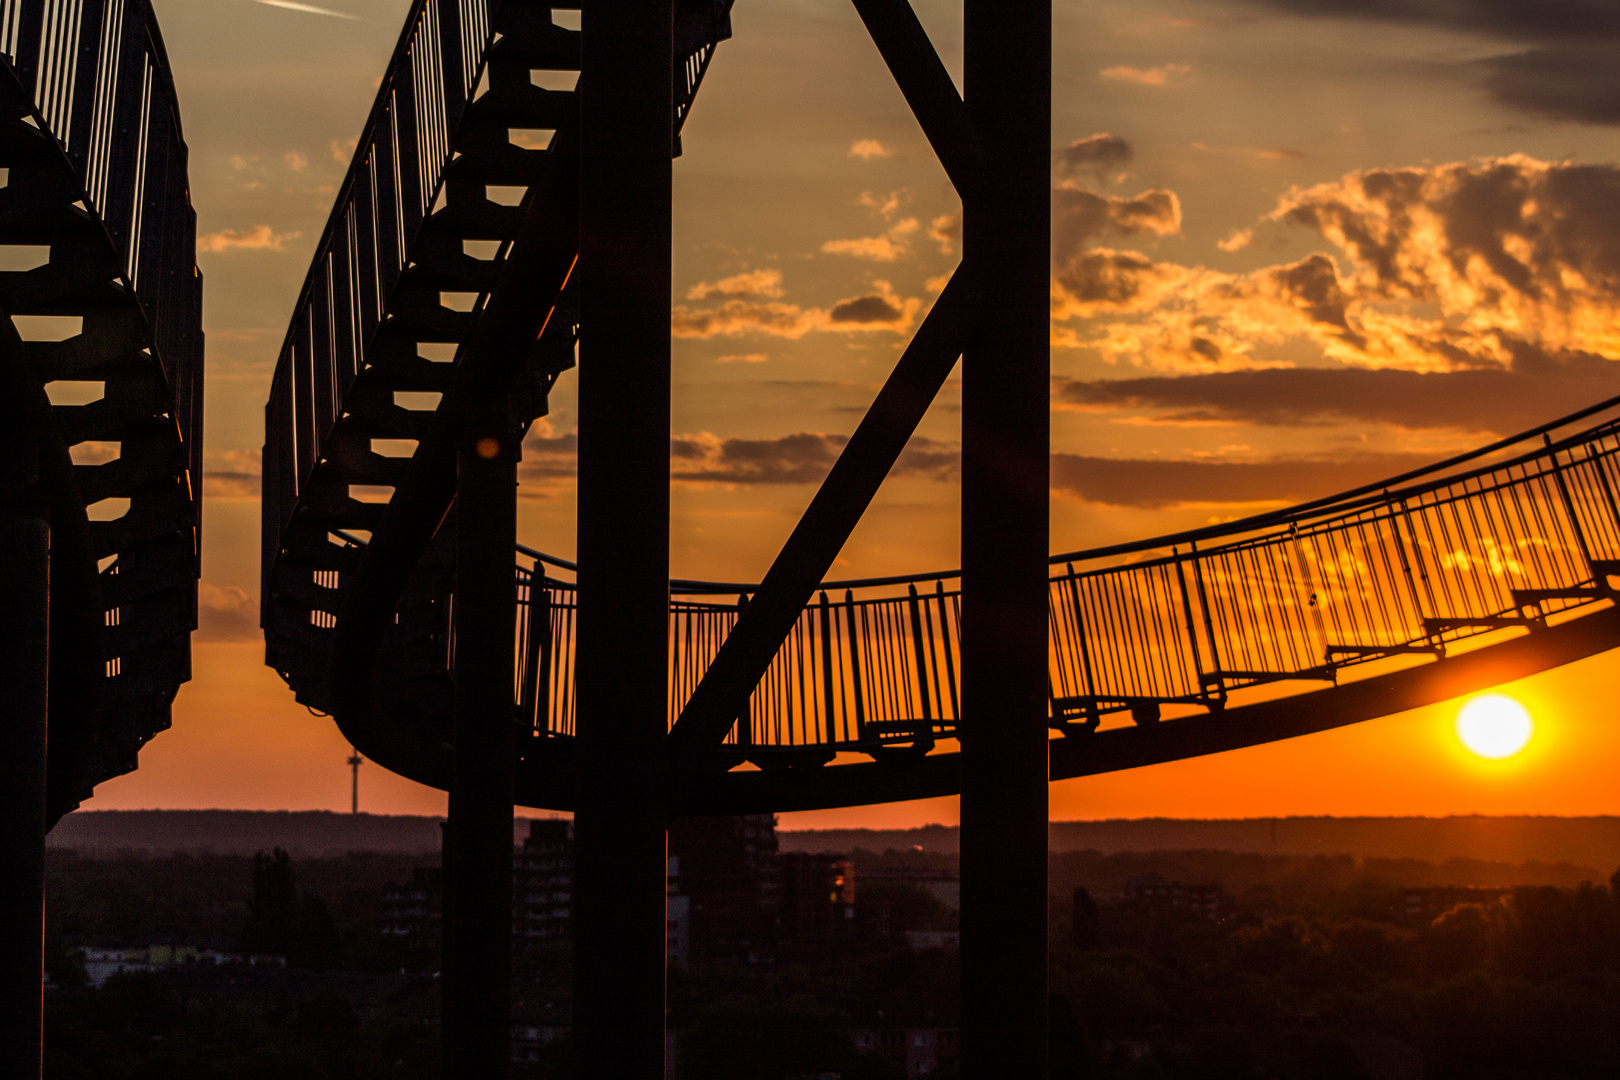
[{"x1": 1455, "y1": 694, "x2": 1533, "y2": 759}]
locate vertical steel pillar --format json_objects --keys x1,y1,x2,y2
[
  {"x1": 959, "y1": 2, "x2": 1051, "y2": 1078},
  {"x1": 445, "y1": 388, "x2": 518, "y2": 1080},
  {"x1": 0, "y1": 373, "x2": 47, "y2": 1080},
  {"x1": 574, "y1": 1, "x2": 674, "y2": 1077}
]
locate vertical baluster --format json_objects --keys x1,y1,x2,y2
[
  {"x1": 1543, "y1": 433, "x2": 1597, "y2": 579},
  {"x1": 1190, "y1": 542, "x2": 1224, "y2": 695},
  {"x1": 1064, "y1": 564, "x2": 1098, "y2": 729},
  {"x1": 936, "y1": 579, "x2": 959, "y2": 724},
  {"x1": 818, "y1": 590, "x2": 836, "y2": 746},
  {"x1": 844, "y1": 589, "x2": 866, "y2": 743},
  {"x1": 734, "y1": 592, "x2": 752, "y2": 748},
  {"x1": 1172, "y1": 547, "x2": 1210, "y2": 708},
  {"x1": 906, "y1": 583, "x2": 934, "y2": 746}
]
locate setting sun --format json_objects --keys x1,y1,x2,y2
[{"x1": 1456, "y1": 694, "x2": 1535, "y2": 760}]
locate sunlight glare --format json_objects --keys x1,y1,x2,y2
[{"x1": 1455, "y1": 694, "x2": 1534, "y2": 760}]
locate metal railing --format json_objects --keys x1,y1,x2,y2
[
  {"x1": 2, "y1": 0, "x2": 200, "y2": 461},
  {"x1": 486, "y1": 404, "x2": 1620, "y2": 756},
  {"x1": 263, "y1": 0, "x2": 502, "y2": 592}
]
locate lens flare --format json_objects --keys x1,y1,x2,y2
[{"x1": 1455, "y1": 694, "x2": 1534, "y2": 760}]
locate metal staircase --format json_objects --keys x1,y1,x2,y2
[
  {"x1": 0, "y1": 0, "x2": 201, "y2": 823},
  {"x1": 262, "y1": 0, "x2": 732, "y2": 735}
]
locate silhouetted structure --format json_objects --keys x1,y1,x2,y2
[
  {"x1": 348, "y1": 751, "x2": 363, "y2": 815},
  {"x1": 779, "y1": 851, "x2": 855, "y2": 957},
  {"x1": 256, "y1": 0, "x2": 1620, "y2": 1077},
  {"x1": 667, "y1": 814, "x2": 781, "y2": 968},
  {"x1": 514, "y1": 819, "x2": 573, "y2": 949},
  {"x1": 0, "y1": 3, "x2": 202, "y2": 1075}
]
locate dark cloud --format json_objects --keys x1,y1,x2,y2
[
  {"x1": 1053, "y1": 248, "x2": 1185, "y2": 314},
  {"x1": 1053, "y1": 185, "x2": 1181, "y2": 266},
  {"x1": 1051, "y1": 185, "x2": 1185, "y2": 319},
  {"x1": 671, "y1": 432, "x2": 958, "y2": 485},
  {"x1": 1241, "y1": 0, "x2": 1620, "y2": 126},
  {"x1": 1481, "y1": 44, "x2": 1620, "y2": 126},
  {"x1": 1240, "y1": 0, "x2": 1620, "y2": 40},
  {"x1": 1056, "y1": 133, "x2": 1134, "y2": 181},
  {"x1": 1050, "y1": 452, "x2": 1438, "y2": 508},
  {"x1": 1054, "y1": 359, "x2": 1620, "y2": 435},
  {"x1": 520, "y1": 433, "x2": 578, "y2": 484},
  {"x1": 828, "y1": 293, "x2": 905, "y2": 324}
]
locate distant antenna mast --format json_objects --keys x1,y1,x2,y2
[{"x1": 348, "y1": 749, "x2": 363, "y2": 815}]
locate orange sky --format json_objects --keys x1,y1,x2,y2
[
  {"x1": 84, "y1": 639, "x2": 1620, "y2": 827},
  {"x1": 82, "y1": 0, "x2": 1620, "y2": 825}
]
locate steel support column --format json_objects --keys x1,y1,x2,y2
[
  {"x1": 445, "y1": 388, "x2": 519, "y2": 1080},
  {"x1": 574, "y1": 1, "x2": 674, "y2": 1076},
  {"x1": 959, "y1": 2, "x2": 1052, "y2": 1078},
  {"x1": 0, "y1": 363, "x2": 48, "y2": 1080}
]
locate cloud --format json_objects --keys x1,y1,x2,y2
[
  {"x1": 1481, "y1": 44, "x2": 1620, "y2": 126},
  {"x1": 827, "y1": 282, "x2": 921, "y2": 329},
  {"x1": 1238, "y1": 0, "x2": 1620, "y2": 127},
  {"x1": 284, "y1": 151, "x2": 308, "y2": 172},
  {"x1": 1218, "y1": 228, "x2": 1253, "y2": 252},
  {"x1": 686, "y1": 269, "x2": 785, "y2": 301},
  {"x1": 519, "y1": 433, "x2": 578, "y2": 491},
  {"x1": 1053, "y1": 183, "x2": 1182, "y2": 264},
  {"x1": 822, "y1": 217, "x2": 920, "y2": 262},
  {"x1": 196, "y1": 582, "x2": 259, "y2": 642},
  {"x1": 1050, "y1": 184, "x2": 1186, "y2": 323},
  {"x1": 1053, "y1": 360, "x2": 1620, "y2": 436},
  {"x1": 197, "y1": 225, "x2": 301, "y2": 253},
  {"x1": 1053, "y1": 156, "x2": 1620, "y2": 376},
  {"x1": 822, "y1": 190, "x2": 921, "y2": 262},
  {"x1": 849, "y1": 139, "x2": 893, "y2": 161},
  {"x1": 1099, "y1": 63, "x2": 1190, "y2": 86},
  {"x1": 717, "y1": 353, "x2": 769, "y2": 364},
  {"x1": 251, "y1": 0, "x2": 361, "y2": 19},
  {"x1": 203, "y1": 449, "x2": 262, "y2": 499},
  {"x1": 672, "y1": 276, "x2": 921, "y2": 339},
  {"x1": 1239, "y1": 0, "x2": 1620, "y2": 41},
  {"x1": 671, "y1": 299, "x2": 825, "y2": 339},
  {"x1": 929, "y1": 211, "x2": 961, "y2": 255},
  {"x1": 1056, "y1": 133, "x2": 1133, "y2": 181},
  {"x1": 671, "y1": 432, "x2": 958, "y2": 486},
  {"x1": 1049, "y1": 452, "x2": 1438, "y2": 508}
]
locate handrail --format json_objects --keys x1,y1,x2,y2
[
  {"x1": 516, "y1": 397, "x2": 1620, "y2": 595},
  {"x1": 496, "y1": 401, "x2": 1620, "y2": 751}
]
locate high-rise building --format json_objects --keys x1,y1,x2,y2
[
  {"x1": 779, "y1": 851, "x2": 855, "y2": 956},
  {"x1": 381, "y1": 867, "x2": 443, "y2": 941},
  {"x1": 666, "y1": 813, "x2": 781, "y2": 967},
  {"x1": 514, "y1": 819, "x2": 574, "y2": 948}
]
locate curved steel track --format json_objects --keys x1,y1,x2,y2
[
  {"x1": 262, "y1": 0, "x2": 1620, "y2": 813},
  {"x1": 0, "y1": 0, "x2": 201, "y2": 824}
]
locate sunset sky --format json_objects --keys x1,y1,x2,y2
[{"x1": 83, "y1": 0, "x2": 1620, "y2": 828}]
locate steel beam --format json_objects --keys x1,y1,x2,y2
[
  {"x1": 959, "y1": 2, "x2": 1051, "y2": 1078},
  {"x1": 0, "y1": 331, "x2": 48, "y2": 1080},
  {"x1": 667, "y1": 266, "x2": 980, "y2": 765},
  {"x1": 574, "y1": 1, "x2": 674, "y2": 1076},
  {"x1": 848, "y1": 0, "x2": 982, "y2": 196},
  {"x1": 444, "y1": 387, "x2": 519, "y2": 1079}
]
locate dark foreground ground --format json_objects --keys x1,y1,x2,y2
[{"x1": 40, "y1": 845, "x2": 1620, "y2": 1079}]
